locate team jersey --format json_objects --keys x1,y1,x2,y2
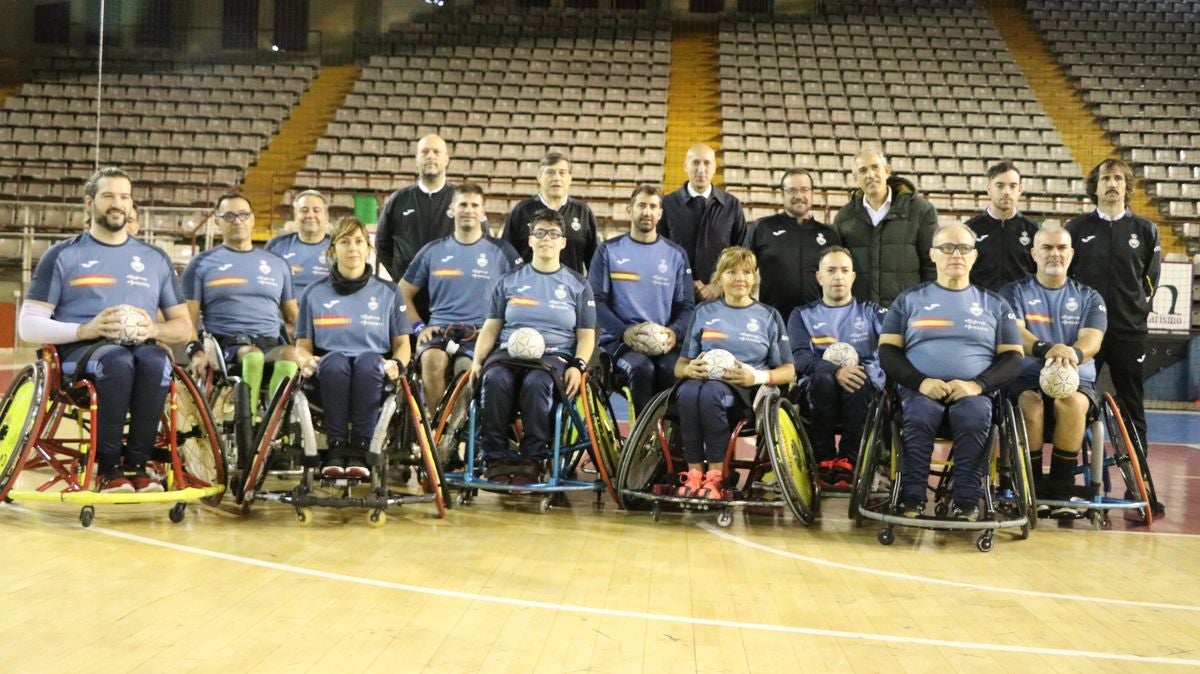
[
  {"x1": 682, "y1": 299, "x2": 793, "y2": 371},
  {"x1": 264, "y1": 232, "x2": 330, "y2": 292},
  {"x1": 587, "y1": 234, "x2": 694, "y2": 348},
  {"x1": 402, "y1": 234, "x2": 522, "y2": 326},
  {"x1": 787, "y1": 299, "x2": 886, "y2": 388},
  {"x1": 488, "y1": 264, "x2": 596, "y2": 353},
  {"x1": 296, "y1": 276, "x2": 409, "y2": 356},
  {"x1": 882, "y1": 282, "x2": 1021, "y2": 381},
  {"x1": 1000, "y1": 276, "x2": 1107, "y2": 383},
  {"x1": 183, "y1": 246, "x2": 294, "y2": 338},
  {"x1": 27, "y1": 232, "x2": 183, "y2": 324}
]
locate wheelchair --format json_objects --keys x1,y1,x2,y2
[
  {"x1": 1035, "y1": 391, "x2": 1157, "y2": 528},
  {"x1": 236, "y1": 366, "x2": 447, "y2": 526},
  {"x1": 440, "y1": 356, "x2": 623, "y2": 511},
  {"x1": 0, "y1": 345, "x2": 226, "y2": 527},
  {"x1": 615, "y1": 382, "x2": 819, "y2": 528},
  {"x1": 850, "y1": 387, "x2": 1034, "y2": 552},
  {"x1": 196, "y1": 334, "x2": 258, "y2": 500}
]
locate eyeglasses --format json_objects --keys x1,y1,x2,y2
[
  {"x1": 530, "y1": 229, "x2": 564, "y2": 240},
  {"x1": 218, "y1": 211, "x2": 253, "y2": 223},
  {"x1": 934, "y1": 243, "x2": 975, "y2": 256},
  {"x1": 782, "y1": 188, "x2": 812, "y2": 196}
]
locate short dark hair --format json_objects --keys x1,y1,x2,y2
[
  {"x1": 454, "y1": 182, "x2": 485, "y2": 200},
  {"x1": 83, "y1": 166, "x2": 131, "y2": 199},
  {"x1": 1086, "y1": 158, "x2": 1134, "y2": 208},
  {"x1": 818, "y1": 245, "x2": 854, "y2": 267},
  {"x1": 215, "y1": 192, "x2": 253, "y2": 212},
  {"x1": 540, "y1": 152, "x2": 570, "y2": 170},
  {"x1": 629, "y1": 184, "x2": 663, "y2": 202},
  {"x1": 986, "y1": 160, "x2": 1021, "y2": 181},
  {"x1": 529, "y1": 208, "x2": 565, "y2": 232},
  {"x1": 779, "y1": 168, "x2": 816, "y2": 191}
]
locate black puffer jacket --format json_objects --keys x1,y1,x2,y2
[{"x1": 832, "y1": 176, "x2": 938, "y2": 306}]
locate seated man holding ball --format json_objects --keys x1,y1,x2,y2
[
  {"x1": 673, "y1": 247, "x2": 795, "y2": 499},
  {"x1": 787, "y1": 246, "x2": 887, "y2": 489},
  {"x1": 18, "y1": 167, "x2": 195, "y2": 493},
  {"x1": 588, "y1": 185, "x2": 694, "y2": 411},
  {"x1": 879, "y1": 223, "x2": 1024, "y2": 521},
  {"x1": 999, "y1": 225, "x2": 1106, "y2": 515},
  {"x1": 470, "y1": 210, "x2": 596, "y2": 485}
]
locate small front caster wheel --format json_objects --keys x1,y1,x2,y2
[
  {"x1": 169, "y1": 503, "x2": 186, "y2": 524},
  {"x1": 877, "y1": 527, "x2": 895, "y2": 545},
  {"x1": 80, "y1": 506, "x2": 95, "y2": 528},
  {"x1": 716, "y1": 509, "x2": 733, "y2": 528},
  {"x1": 297, "y1": 508, "x2": 314, "y2": 527},
  {"x1": 367, "y1": 510, "x2": 386, "y2": 528}
]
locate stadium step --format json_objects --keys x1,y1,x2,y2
[
  {"x1": 984, "y1": 0, "x2": 1181, "y2": 254},
  {"x1": 0, "y1": 57, "x2": 30, "y2": 109},
  {"x1": 243, "y1": 64, "x2": 361, "y2": 240},
  {"x1": 665, "y1": 22, "x2": 722, "y2": 189}
]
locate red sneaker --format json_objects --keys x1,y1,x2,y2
[
  {"x1": 676, "y1": 469, "x2": 703, "y2": 497},
  {"x1": 700, "y1": 469, "x2": 726, "y2": 500},
  {"x1": 99, "y1": 473, "x2": 134, "y2": 494},
  {"x1": 129, "y1": 473, "x2": 164, "y2": 493}
]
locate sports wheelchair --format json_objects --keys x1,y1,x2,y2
[
  {"x1": 615, "y1": 383, "x2": 819, "y2": 527},
  {"x1": 440, "y1": 356, "x2": 623, "y2": 512},
  {"x1": 849, "y1": 388, "x2": 1034, "y2": 552},
  {"x1": 195, "y1": 334, "x2": 260, "y2": 500},
  {"x1": 1034, "y1": 391, "x2": 1157, "y2": 528},
  {"x1": 236, "y1": 366, "x2": 446, "y2": 526},
  {"x1": 0, "y1": 345, "x2": 226, "y2": 527}
]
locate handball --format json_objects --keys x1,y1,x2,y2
[
  {"x1": 112, "y1": 305, "x2": 145, "y2": 345},
  {"x1": 1039, "y1": 361, "x2": 1080, "y2": 399},
  {"x1": 631, "y1": 324, "x2": 673, "y2": 356},
  {"x1": 506, "y1": 327, "x2": 546, "y2": 360},
  {"x1": 701, "y1": 349, "x2": 737, "y2": 380},
  {"x1": 822, "y1": 341, "x2": 860, "y2": 368}
]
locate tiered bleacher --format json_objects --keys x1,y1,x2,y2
[
  {"x1": 1028, "y1": 0, "x2": 1200, "y2": 226},
  {"x1": 297, "y1": 8, "x2": 670, "y2": 220},
  {"x1": 719, "y1": 0, "x2": 1085, "y2": 223},
  {"x1": 0, "y1": 56, "x2": 316, "y2": 217}
]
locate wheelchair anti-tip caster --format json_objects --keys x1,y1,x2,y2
[
  {"x1": 169, "y1": 503, "x2": 186, "y2": 523},
  {"x1": 367, "y1": 509, "x2": 386, "y2": 527},
  {"x1": 877, "y1": 527, "x2": 895, "y2": 546},
  {"x1": 976, "y1": 533, "x2": 994, "y2": 553},
  {"x1": 297, "y1": 507, "x2": 314, "y2": 527},
  {"x1": 79, "y1": 506, "x2": 95, "y2": 528},
  {"x1": 651, "y1": 501, "x2": 662, "y2": 522},
  {"x1": 716, "y1": 509, "x2": 733, "y2": 528}
]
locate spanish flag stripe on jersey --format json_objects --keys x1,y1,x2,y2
[
  {"x1": 1025, "y1": 313, "x2": 1051, "y2": 324},
  {"x1": 313, "y1": 316, "x2": 352, "y2": 327},
  {"x1": 912, "y1": 319, "x2": 954, "y2": 328},
  {"x1": 701, "y1": 330, "x2": 728, "y2": 340},
  {"x1": 610, "y1": 272, "x2": 640, "y2": 282},
  {"x1": 207, "y1": 277, "x2": 248, "y2": 287},
  {"x1": 432, "y1": 269, "x2": 464, "y2": 277},
  {"x1": 509, "y1": 297, "x2": 539, "y2": 306},
  {"x1": 69, "y1": 276, "x2": 116, "y2": 287},
  {"x1": 811, "y1": 335, "x2": 837, "y2": 345}
]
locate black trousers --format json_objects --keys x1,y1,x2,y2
[{"x1": 1093, "y1": 334, "x2": 1148, "y2": 452}]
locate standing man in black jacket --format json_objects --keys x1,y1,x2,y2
[
  {"x1": 659, "y1": 143, "x2": 746, "y2": 301},
  {"x1": 375, "y1": 134, "x2": 455, "y2": 282},
  {"x1": 744, "y1": 168, "x2": 840, "y2": 319},
  {"x1": 1066, "y1": 158, "x2": 1161, "y2": 460},
  {"x1": 500, "y1": 151, "x2": 599, "y2": 274},
  {"x1": 832, "y1": 149, "x2": 938, "y2": 306},
  {"x1": 965, "y1": 160, "x2": 1037, "y2": 292}
]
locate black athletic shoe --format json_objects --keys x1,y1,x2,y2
[
  {"x1": 895, "y1": 498, "x2": 924, "y2": 518},
  {"x1": 951, "y1": 502, "x2": 981, "y2": 522}
]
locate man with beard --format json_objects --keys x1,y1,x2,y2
[
  {"x1": 965, "y1": 161, "x2": 1037, "y2": 292},
  {"x1": 266, "y1": 189, "x2": 331, "y2": 293},
  {"x1": 1066, "y1": 159, "x2": 1161, "y2": 494},
  {"x1": 19, "y1": 167, "x2": 195, "y2": 493},
  {"x1": 833, "y1": 149, "x2": 938, "y2": 306},
  {"x1": 660, "y1": 143, "x2": 746, "y2": 301},
  {"x1": 588, "y1": 185, "x2": 694, "y2": 410},
  {"x1": 376, "y1": 135, "x2": 455, "y2": 316},
  {"x1": 501, "y1": 151, "x2": 600, "y2": 274},
  {"x1": 744, "y1": 168, "x2": 840, "y2": 319}
]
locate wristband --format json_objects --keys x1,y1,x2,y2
[
  {"x1": 752, "y1": 368, "x2": 768, "y2": 386},
  {"x1": 1032, "y1": 340, "x2": 1051, "y2": 358},
  {"x1": 1072, "y1": 347, "x2": 1084, "y2": 364},
  {"x1": 411, "y1": 321, "x2": 426, "y2": 336},
  {"x1": 186, "y1": 340, "x2": 205, "y2": 358},
  {"x1": 567, "y1": 357, "x2": 587, "y2": 372}
]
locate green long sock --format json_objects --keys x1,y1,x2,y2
[
  {"x1": 268, "y1": 360, "x2": 298, "y2": 406},
  {"x1": 240, "y1": 351, "x2": 265, "y2": 415}
]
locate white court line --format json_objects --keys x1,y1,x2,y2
[
  {"x1": 698, "y1": 523, "x2": 1200, "y2": 613},
  {"x1": 61, "y1": 521, "x2": 1200, "y2": 668}
]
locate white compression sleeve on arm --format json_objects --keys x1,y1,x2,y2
[{"x1": 18, "y1": 302, "x2": 81, "y2": 345}]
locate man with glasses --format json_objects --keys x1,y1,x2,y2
[
  {"x1": 183, "y1": 193, "x2": 299, "y2": 417},
  {"x1": 879, "y1": 223, "x2": 1024, "y2": 521},
  {"x1": 501, "y1": 151, "x2": 600, "y2": 274},
  {"x1": 266, "y1": 189, "x2": 331, "y2": 293},
  {"x1": 833, "y1": 149, "x2": 938, "y2": 306},
  {"x1": 744, "y1": 168, "x2": 840, "y2": 319},
  {"x1": 400, "y1": 183, "x2": 522, "y2": 409}
]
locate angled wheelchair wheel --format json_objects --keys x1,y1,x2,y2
[
  {"x1": 0, "y1": 363, "x2": 48, "y2": 500},
  {"x1": 999, "y1": 399, "x2": 1032, "y2": 538},
  {"x1": 396, "y1": 377, "x2": 447, "y2": 517},
  {"x1": 1102, "y1": 393, "x2": 1152, "y2": 525},
  {"x1": 170, "y1": 366, "x2": 227, "y2": 507},
  {"x1": 239, "y1": 375, "x2": 301, "y2": 513},
  {"x1": 579, "y1": 374, "x2": 621, "y2": 504},
  {"x1": 848, "y1": 393, "x2": 887, "y2": 523},
  {"x1": 432, "y1": 371, "x2": 472, "y2": 469},
  {"x1": 615, "y1": 389, "x2": 674, "y2": 510},
  {"x1": 766, "y1": 398, "x2": 819, "y2": 525}
]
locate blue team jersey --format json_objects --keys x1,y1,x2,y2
[
  {"x1": 296, "y1": 276, "x2": 410, "y2": 356},
  {"x1": 182, "y1": 246, "x2": 294, "y2": 338},
  {"x1": 1000, "y1": 276, "x2": 1107, "y2": 383},
  {"x1": 402, "y1": 234, "x2": 521, "y2": 326},
  {"x1": 588, "y1": 234, "x2": 694, "y2": 348},
  {"x1": 27, "y1": 232, "x2": 183, "y2": 324},
  {"x1": 682, "y1": 300, "x2": 793, "y2": 370},
  {"x1": 488, "y1": 265, "x2": 597, "y2": 352},
  {"x1": 264, "y1": 232, "x2": 330, "y2": 292},
  {"x1": 787, "y1": 299, "x2": 886, "y2": 388},
  {"x1": 882, "y1": 282, "x2": 1021, "y2": 381}
]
